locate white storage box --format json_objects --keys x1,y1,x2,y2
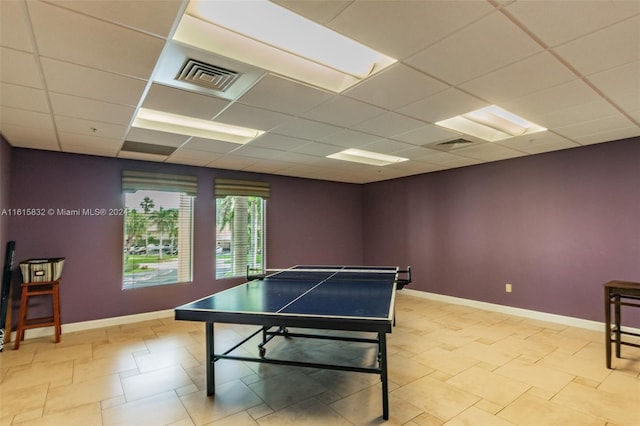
[{"x1": 19, "y1": 258, "x2": 65, "y2": 283}]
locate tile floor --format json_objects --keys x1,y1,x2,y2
[{"x1": 1, "y1": 292, "x2": 639, "y2": 425}]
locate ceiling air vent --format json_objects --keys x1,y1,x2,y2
[
  {"x1": 121, "y1": 141, "x2": 176, "y2": 156},
  {"x1": 425, "y1": 138, "x2": 475, "y2": 152},
  {"x1": 176, "y1": 59, "x2": 241, "y2": 92}
]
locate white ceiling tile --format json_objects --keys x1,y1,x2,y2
[
  {"x1": 0, "y1": 82, "x2": 50, "y2": 112},
  {"x1": 459, "y1": 52, "x2": 576, "y2": 104},
  {"x1": 238, "y1": 74, "x2": 332, "y2": 115},
  {"x1": 555, "y1": 113, "x2": 638, "y2": 141},
  {"x1": 538, "y1": 101, "x2": 621, "y2": 131},
  {"x1": 554, "y1": 15, "x2": 640, "y2": 76},
  {"x1": 208, "y1": 155, "x2": 258, "y2": 170},
  {"x1": 351, "y1": 167, "x2": 414, "y2": 182},
  {"x1": 587, "y1": 61, "x2": 640, "y2": 112},
  {"x1": 386, "y1": 159, "x2": 444, "y2": 173},
  {"x1": 276, "y1": 163, "x2": 342, "y2": 181},
  {"x1": 167, "y1": 148, "x2": 222, "y2": 166},
  {"x1": 182, "y1": 138, "x2": 241, "y2": 154},
  {"x1": 411, "y1": 149, "x2": 484, "y2": 168},
  {"x1": 273, "y1": 151, "x2": 324, "y2": 165},
  {"x1": 406, "y1": 11, "x2": 543, "y2": 85},
  {"x1": 215, "y1": 103, "x2": 292, "y2": 132},
  {"x1": 166, "y1": 157, "x2": 212, "y2": 167},
  {"x1": 545, "y1": 100, "x2": 623, "y2": 130},
  {"x1": 49, "y1": 93, "x2": 135, "y2": 126},
  {"x1": 248, "y1": 133, "x2": 309, "y2": 151},
  {"x1": 398, "y1": 88, "x2": 487, "y2": 123},
  {"x1": 273, "y1": 0, "x2": 351, "y2": 24},
  {"x1": 125, "y1": 128, "x2": 189, "y2": 147},
  {"x1": 392, "y1": 146, "x2": 437, "y2": 160},
  {"x1": 118, "y1": 151, "x2": 168, "y2": 162},
  {"x1": 1, "y1": 106, "x2": 53, "y2": 130},
  {"x1": 0, "y1": 1, "x2": 34, "y2": 52},
  {"x1": 454, "y1": 143, "x2": 526, "y2": 162},
  {"x1": 361, "y1": 139, "x2": 416, "y2": 155},
  {"x1": 320, "y1": 129, "x2": 382, "y2": 148},
  {"x1": 272, "y1": 117, "x2": 342, "y2": 141},
  {"x1": 392, "y1": 125, "x2": 462, "y2": 146},
  {"x1": 40, "y1": 58, "x2": 147, "y2": 106},
  {"x1": 58, "y1": 132, "x2": 122, "y2": 156},
  {"x1": 502, "y1": 79, "x2": 608, "y2": 127},
  {"x1": 574, "y1": 127, "x2": 640, "y2": 146},
  {"x1": 327, "y1": 0, "x2": 494, "y2": 59},
  {"x1": 302, "y1": 95, "x2": 386, "y2": 127},
  {"x1": 28, "y1": 1, "x2": 165, "y2": 80},
  {"x1": 498, "y1": 132, "x2": 579, "y2": 155},
  {"x1": 239, "y1": 160, "x2": 290, "y2": 175},
  {"x1": 142, "y1": 84, "x2": 229, "y2": 120},
  {"x1": 51, "y1": 0, "x2": 184, "y2": 38},
  {"x1": 1, "y1": 124, "x2": 59, "y2": 150},
  {"x1": 0, "y1": 47, "x2": 43, "y2": 88},
  {"x1": 54, "y1": 116, "x2": 128, "y2": 140},
  {"x1": 353, "y1": 112, "x2": 425, "y2": 138},
  {"x1": 344, "y1": 64, "x2": 449, "y2": 110},
  {"x1": 506, "y1": 0, "x2": 640, "y2": 47},
  {"x1": 291, "y1": 142, "x2": 343, "y2": 157},
  {"x1": 232, "y1": 145, "x2": 286, "y2": 160}
]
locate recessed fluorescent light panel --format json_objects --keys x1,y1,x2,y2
[
  {"x1": 132, "y1": 108, "x2": 264, "y2": 144},
  {"x1": 173, "y1": 0, "x2": 396, "y2": 93},
  {"x1": 435, "y1": 105, "x2": 546, "y2": 142},
  {"x1": 327, "y1": 149, "x2": 409, "y2": 166}
]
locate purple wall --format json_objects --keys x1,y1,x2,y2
[
  {"x1": 267, "y1": 175, "x2": 364, "y2": 267},
  {"x1": 4, "y1": 137, "x2": 639, "y2": 328},
  {"x1": 6, "y1": 149, "x2": 363, "y2": 325},
  {"x1": 364, "y1": 137, "x2": 640, "y2": 326}
]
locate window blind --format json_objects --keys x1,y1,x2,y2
[
  {"x1": 215, "y1": 178, "x2": 270, "y2": 199},
  {"x1": 123, "y1": 170, "x2": 197, "y2": 196}
]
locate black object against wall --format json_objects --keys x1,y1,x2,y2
[{"x1": 0, "y1": 240, "x2": 16, "y2": 351}]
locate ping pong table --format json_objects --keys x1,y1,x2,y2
[{"x1": 174, "y1": 265, "x2": 404, "y2": 420}]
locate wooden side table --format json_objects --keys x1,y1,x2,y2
[
  {"x1": 603, "y1": 280, "x2": 640, "y2": 368},
  {"x1": 14, "y1": 280, "x2": 61, "y2": 349}
]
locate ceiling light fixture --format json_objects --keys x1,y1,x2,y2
[
  {"x1": 435, "y1": 105, "x2": 546, "y2": 142},
  {"x1": 173, "y1": 0, "x2": 396, "y2": 93},
  {"x1": 132, "y1": 108, "x2": 264, "y2": 144},
  {"x1": 327, "y1": 149, "x2": 409, "y2": 166}
]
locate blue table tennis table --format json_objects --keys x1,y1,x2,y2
[{"x1": 175, "y1": 265, "x2": 409, "y2": 420}]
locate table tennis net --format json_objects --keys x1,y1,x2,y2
[
  {"x1": 262, "y1": 267, "x2": 396, "y2": 282},
  {"x1": 246, "y1": 265, "x2": 411, "y2": 288}
]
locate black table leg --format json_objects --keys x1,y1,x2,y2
[
  {"x1": 614, "y1": 295, "x2": 621, "y2": 358},
  {"x1": 379, "y1": 332, "x2": 389, "y2": 420},
  {"x1": 206, "y1": 322, "x2": 215, "y2": 395}
]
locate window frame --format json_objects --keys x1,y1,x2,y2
[
  {"x1": 215, "y1": 179, "x2": 269, "y2": 280},
  {"x1": 122, "y1": 171, "x2": 196, "y2": 290}
]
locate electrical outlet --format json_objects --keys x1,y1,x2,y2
[{"x1": 505, "y1": 283, "x2": 512, "y2": 293}]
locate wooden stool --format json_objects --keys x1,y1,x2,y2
[
  {"x1": 14, "y1": 280, "x2": 61, "y2": 349},
  {"x1": 604, "y1": 280, "x2": 640, "y2": 368}
]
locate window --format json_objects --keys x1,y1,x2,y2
[
  {"x1": 122, "y1": 171, "x2": 196, "y2": 289},
  {"x1": 215, "y1": 179, "x2": 269, "y2": 279}
]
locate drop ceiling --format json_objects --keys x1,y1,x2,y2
[{"x1": 1, "y1": 0, "x2": 638, "y2": 184}]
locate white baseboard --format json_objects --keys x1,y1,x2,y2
[
  {"x1": 10, "y1": 309, "x2": 174, "y2": 342},
  {"x1": 402, "y1": 289, "x2": 640, "y2": 335}
]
